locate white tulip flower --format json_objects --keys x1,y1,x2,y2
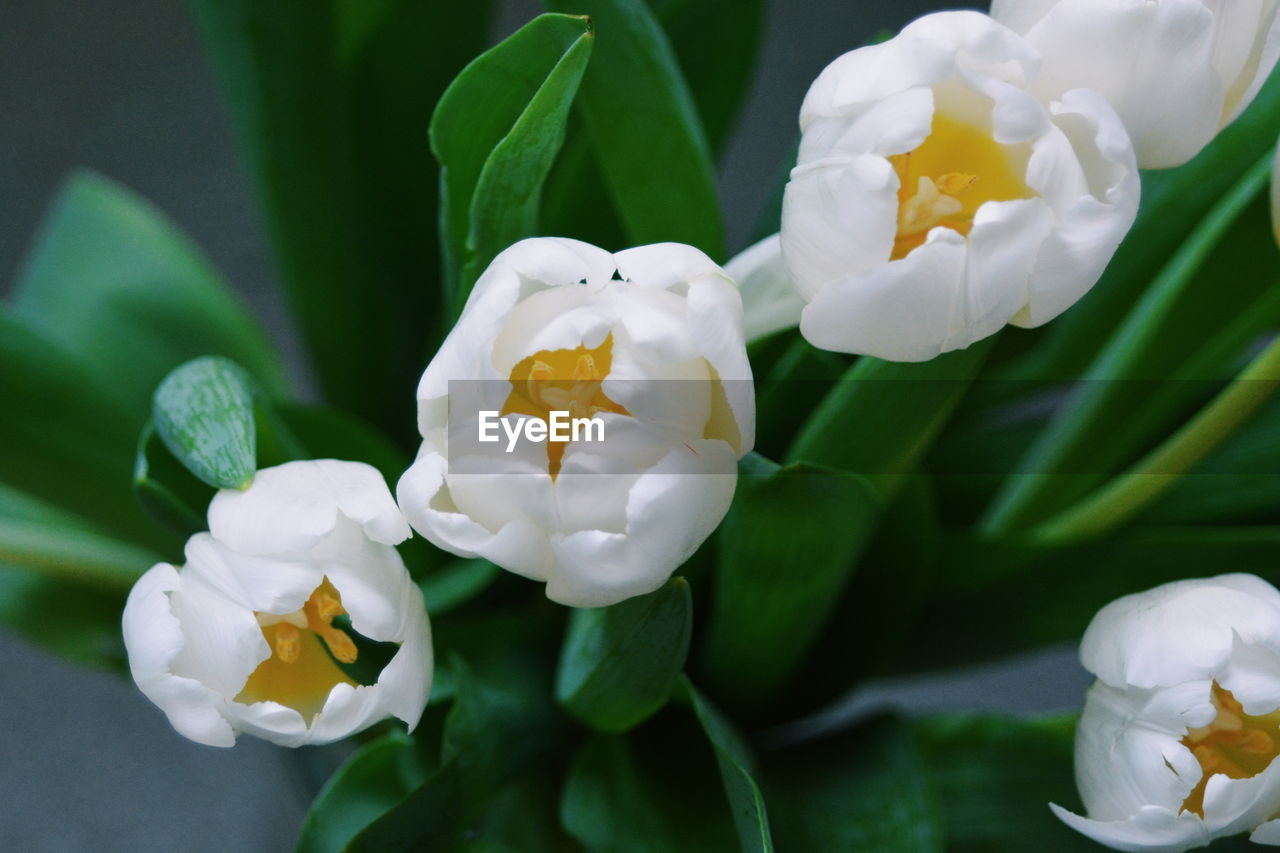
[
  {"x1": 992, "y1": 0, "x2": 1280, "y2": 169},
  {"x1": 397, "y1": 238, "x2": 754, "y2": 609},
  {"x1": 123, "y1": 460, "x2": 432, "y2": 748},
  {"x1": 780, "y1": 10, "x2": 1140, "y2": 362},
  {"x1": 1054, "y1": 574, "x2": 1280, "y2": 851}
]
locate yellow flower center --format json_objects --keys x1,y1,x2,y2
[
  {"x1": 1180, "y1": 682, "x2": 1280, "y2": 817},
  {"x1": 236, "y1": 578, "x2": 359, "y2": 721},
  {"x1": 501, "y1": 333, "x2": 630, "y2": 478},
  {"x1": 888, "y1": 112, "x2": 1034, "y2": 259}
]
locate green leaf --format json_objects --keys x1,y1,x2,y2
[
  {"x1": 0, "y1": 517, "x2": 157, "y2": 590},
  {"x1": 152, "y1": 356, "x2": 258, "y2": 490},
  {"x1": 677, "y1": 677, "x2": 774, "y2": 853},
  {"x1": 432, "y1": 13, "x2": 594, "y2": 307},
  {"x1": 787, "y1": 342, "x2": 994, "y2": 495},
  {"x1": 645, "y1": 0, "x2": 767, "y2": 155},
  {"x1": 544, "y1": 0, "x2": 725, "y2": 259},
  {"x1": 10, "y1": 171, "x2": 286, "y2": 410},
  {"x1": 187, "y1": 0, "x2": 494, "y2": 431},
  {"x1": 560, "y1": 720, "x2": 740, "y2": 852},
  {"x1": 1148, "y1": 392, "x2": 1280, "y2": 523},
  {"x1": 914, "y1": 713, "x2": 1091, "y2": 852},
  {"x1": 790, "y1": 476, "x2": 942, "y2": 708},
  {"x1": 0, "y1": 310, "x2": 164, "y2": 546},
  {"x1": 417, "y1": 558, "x2": 501, "y2": 615},
  {"x1": 765, "y1": 716, "x2": 943, "y2": 852},
  {"x1": 555, "y1": 577, "x2": 692, "y2": 732},
  {"x1": 752, "y1": 334, "x2": 851, "y2": 460},
  {"x1": 1004, "y1": 69, "x2": 1280, "y2": 383},
  {"x1": 0, "y1": 485, "x2": 145, "y2": 668},
  {"x1": 982, "y1": 154, "x2": 1280, "y2": 536},
  {"x1": 900, "y1": 527, "x2": 1280, "y2": 672},
  {"x1": 349, "y1": 614, "x2": 562, "y2": 851},
  {"x1": 703, "y1": 454, "x2": 878, "y2": 712},
  {"x1": 296, "y1": 730, "x2": 432, "y2": 853}
]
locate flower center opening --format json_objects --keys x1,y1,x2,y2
[
  {"x1": 1179, "y1": 682, "x2": 1280, "y2": 817},
  {"x1": 236, "y1": 578, "x2": 360, "y2": 721},
  {"x1": 501, "y1": 333, "x2": 630, "y2": 478},
  {"x1": 888, "y1": 112, "x2": 1034, "y2": 260}
]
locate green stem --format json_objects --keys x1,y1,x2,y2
[
  {"x1": 1029, "y1": 336, "x2": 1280, "y2": 546},
  {"x1": 979, "y1": 155, "x2": 1275, "y2": 536}
]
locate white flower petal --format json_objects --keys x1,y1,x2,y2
[
  {"x1": 1251, "y1": 818, "x2": 1280, "y2": 845},
  {"x1": 1049, "y1": 803, "x2": 1211, "y2": 853},
  {"x1": 546, "y1": 440, "x2": 738, "y2": 607},
  {"x1": 799, "y1": 229, "x2": 967, "y2": 361},
  {"x1": 781, "y1": 156, "x2": 899, "y2": 298},
  {"x1": 209, "y1": 460, "x2": 409, "y2": 557},
  {"x1": 1018, "y1": 0, "x2": 1228, "y2": 169},
  {"x1": 1080, "y1": 574, "x2": 1280, "y2": 690},
  {"x1": 1017, "y1": 89, "x2": 1140, "y2": 327},
  {"x1": 397, "y1": 452, "x2": 556, "y2": 582},
  {"x1": 122, "y1": 564, "x2": 237, "y2": 748},
  {"x1": 1075, "y1": 681, "x2": 1209, "y2": 820}
]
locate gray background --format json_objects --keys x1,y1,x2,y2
[{"x1": 0, "y1": 1, "x2": 1085, "y2": 850}]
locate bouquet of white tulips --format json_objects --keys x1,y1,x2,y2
[{"x1": 6, "y1": 1, "x2": 1280, "y2": 850}]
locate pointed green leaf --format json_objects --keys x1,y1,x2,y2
[
  {"x1": 560, "y1": 722, "x2": 740, "y2": 851},
  {"x1": 914, "y1": 714, "x2": 1092, "y2": 852},
  {"x1": 0, "y1": 310, "x2": 165, "y2": 546},
  {"x1": 787, "y1": 342, "x2": 994, "y2": 494},
  {"x1": 555, "y1": 577, "x2": 692, "y2": 732},
  {"x1": 1004, "y1": 70, "x2": 1280, "y2": 382},
  {"x1": 544, "y1": 0, "x2": 725, "y2": 259},
  {"x1": 677, "y1": 677, "x2": 774, "y2": 853},
  {"x1": 0, "y1": 486, "x2": 152, "y2": 668},
  {"x1": 152, "y1": 356, "x2": 257, "y2": 490},
  {"x1": 983, "y1": 154, "x2": 1280, "y2": 536},
  {"x1": 703, "y1": 454, "x2": 878, "y2": 712},
  {"x1": 433, "y1": 13, "x2": 594, "y2": 306},
  {"x1": 646, "y1": 0, "x2": 767, "y2": 156},
  {"x1": 11, "y1": 171, "x2": 286, "y2": 410},
  {"x1": 296, "y1": 730, "x2": 432, "y2": 853},
  {"x1": 765, "y1": 716, "x2": 943, "y2": 852},
  {"x1": 187, "y1": 0, "x2": 494, "y2": 430}
]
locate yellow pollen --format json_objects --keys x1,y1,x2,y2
[
  {"x1": 1179, "y1": 683, "x2": 1280, "y2": 817},
  {"x1": 236, "y1": 578, "x2": 359, "y2": 721},
  {"x1": 888, "y1": 112, "x2": 1034, "y2": 260},
  {"x1": 273, "y1": 623, "x2": 301, "y2": 663},
  {"x1": 502, "y1": 333, "x2": 630, "y2": 478}
]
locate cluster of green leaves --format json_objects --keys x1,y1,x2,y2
[{"x1": 3, "y1": 0, "x2": 1280, "y2": 850}]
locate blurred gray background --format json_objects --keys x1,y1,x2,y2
[{"x1": 0, "y1": 1, "x2": 1085, "y2": 850}]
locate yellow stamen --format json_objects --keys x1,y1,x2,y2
[
  {"x1": 502, "y1": 333, "x2": 631, "y2": 478},
  {"x1": 887, "y1": 112, "x2": 1034, "y2": 260},
  {"x1": 1179, "y1": 683, "x2": 1280, "y2": 817},
  {"x1": 235, "y1": 577, "x2": 360, "y2": 721},
  {"x1": 273, "y1": 623, "x2": 301, "y2": 663}
]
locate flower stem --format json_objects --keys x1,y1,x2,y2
[{"x1": 1029, "y1": 336, "x2": 1280, "y2": 546}]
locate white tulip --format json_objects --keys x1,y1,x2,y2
[
  {"x1": 779, "y1": 10, "x2": 1140, "y2": 362},
  {"x1": 992, "y1": 0, "x2": 1279, "y2": 169},
  {"x1": 397, "y1": 238, "x2": 754, "y2": 608},
  {"x1": 1053, "y1": 574, "x2": 1280, "y2": 851},
  {"x1": 122, "y1": 460, "x2": 432, "y2": 748}
]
